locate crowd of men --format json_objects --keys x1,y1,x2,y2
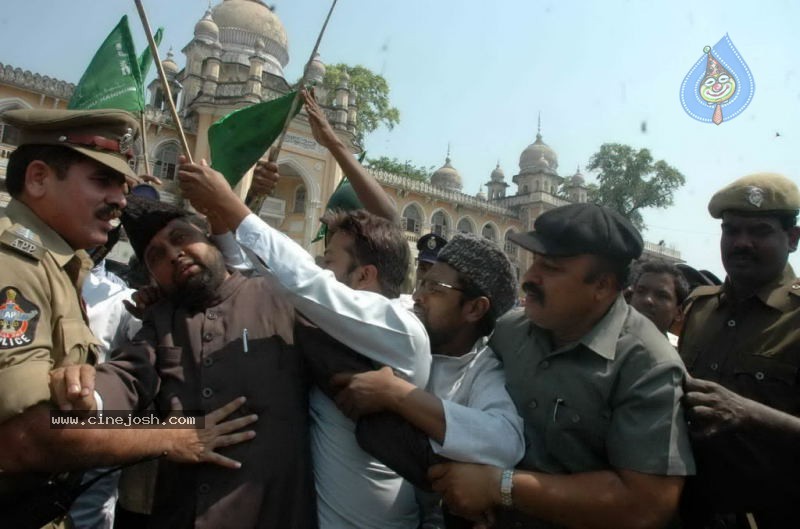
[{"x1": 0, "y1": 92, "x2": 797, "y2": 529}]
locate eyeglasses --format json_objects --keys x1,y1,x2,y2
[{"x1": 415, "y1": 278, "x2": 465, "y2": 295}]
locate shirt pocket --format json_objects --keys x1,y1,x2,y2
[
  {"x1": 733, "y1": 354, "x2": 800, "y2": 414},
  {"x1": 544, "y1": 399, "x2": 611, "y2": 472},
  {"x1": 53, "y1": 317, "x2": 98, "y2": 366}
]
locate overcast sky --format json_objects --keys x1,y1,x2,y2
[{"x1": 2, "y1": 0, "x2": 798, "y2": 277}]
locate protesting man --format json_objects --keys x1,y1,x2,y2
[
  {"x1": 332, "y1": 233, "x2": 524, "y2": 527},
  {"x1": 680, "y1": 173, "x2": 800, "y2": 529},
  {"x1": 429, "y1": 203, "x2": 694, "y2": 529},
  {"x1": 179, "y1": 159, "x2": 430, "y2": 529}
]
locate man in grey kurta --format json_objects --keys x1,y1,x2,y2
[{"x1": 429, "y1": 203, "x2": 695, "y2": 529}]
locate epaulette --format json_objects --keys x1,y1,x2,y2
[
  {"x1": 685, "y1": 284, "x2": 722, "y2": 301},
  {"x1": 788, "y1": 278, "x2": 800, "y2": 297},
  {"x1": 0, "y1": 224, "x2": 44, "y2": 261}
]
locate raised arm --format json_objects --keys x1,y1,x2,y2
[
  {"x1": 177, "y1": 162, "x2": 430, "y2": 385},
  {"x1": 303, "y1": 88, "x2": 398, "y2": 223}
]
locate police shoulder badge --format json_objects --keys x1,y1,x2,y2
[{"x1": 0, "y1": 287, "x2": 40, "y2": 349}]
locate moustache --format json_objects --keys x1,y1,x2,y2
[
  {"x1": 95, "y1": 205, "x2": 122, "y2": 222},
  {"x1": 728, "y1": 249, "x2": 758, "y2": 261},
  {"x1": 522, "y1": 282, "x2": 545, "y2": 303}
]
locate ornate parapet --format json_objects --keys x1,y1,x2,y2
[
  {"x1": 643, "y1": 241, "x2": 682, "y2": 261},
  {"x1": 370, "y1": 169, "x2": 518, "y2": 218},
  {"x1": 0, "y1": 62, "x2": 74, "y2": 100},
  {"x1": 498, "y1": 192, "x2": 571, "y2": 209}
]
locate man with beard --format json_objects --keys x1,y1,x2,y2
[
  {"x1": 679, "y1": 173, "x2": 800, "y2": 529},
  {"x1": 0, "y1": 110, "x2": 251, "y2": 529},
  {"x1": 178, "y1": 159, "x2": 430, "y2": 529},
  {"x1": 331, "y1": 233, "x2": 524, "y2": 528},
  {"x1": 428, "y1": 203, "x2": 694, "y2": 529},
  {"x1": 57, "y1": 195, "x2": 315, "y2": 528}
]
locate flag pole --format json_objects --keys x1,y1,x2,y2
[
  {"x1": 139, "y1": 112, "x2": 151, "y2": 175},
  {"x1": 133, "y1": 0, "x2": 194, "y2": 164},
  {"x1": 246, "y1": 0, "x2": 338, "y2": 212}
]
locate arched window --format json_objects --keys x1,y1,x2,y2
[
  {"x1": 402, "y1": 204, "x2": 422, "y2": 233},
  {"x1": 152, "y1": 142, "x2": 179, "y2": 180},
  {"x1": 481, "y1": 223, "x2": 497, "y2": 242},
  {"x1": 431, "y1": 210, "x2": 450, "y2": 238},
  {"x1": 504, "y1": 230, "x2": 518, "y2": 257},
  {"x1": 293, "y1": 185, "x2": 306, "y2": 214},
  {"x1": 457, "y1": 217, "x2": 475, "y2": 234},
  {"x1": 0, "y1": 120, "x2": 21, "y2": 146}
]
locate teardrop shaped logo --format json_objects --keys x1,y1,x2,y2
[{"x1": 680, "y1": 34, "x2": 755, "y2": 125}]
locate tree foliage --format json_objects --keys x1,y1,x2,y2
[
  {"x1": 586, "y1": 143, "x2": 685, "y2": 230},
  {"x1": 321, "y1": 64, "x2": 400, "y2": 145},
  {"x1": 366, "y1": 156, "x2": 432, "y2": 182}
]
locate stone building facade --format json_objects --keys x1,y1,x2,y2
[{"x1": 0, "y1": 0, "x2": 680, "y2": 283}]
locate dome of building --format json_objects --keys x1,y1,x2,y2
[
  {"x1": 476, "y1": 186, "x2": 487, "y2": 200},
  {"x1": 211, "y1": 0, "x2": 289, "y2": 68},
  {"x1": 305, "y1": 53, "x2": 326, "y2": 84},
  {"x1": 162, "y1": 50, "x2": 179, "y2": 76},
  {"x1": 570, "y1": 166, "x2": 585, "y2": 186},
  {"x1": 431, "y1": 155, "x2": 463, "y2": 191},
  {"x1": 194, "y1": 9, "x2": 219, "y2": 41},
  {"x1": 490, "y1": 162, "x2": 505, "y2": 182},
  {"x1": 519, "y1": 132, "x2": 558, "y2": 174}
]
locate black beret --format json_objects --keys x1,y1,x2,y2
[
  {"x1": 508, "y1": 203, "x2": 643, "y2": 261},
  {"x1": 121, "y1": 195, "x2": 190, "y2": 262}
]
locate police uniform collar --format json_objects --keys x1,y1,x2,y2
[
  {"x1": 717, "y1": 265, "x2": 798, "y2": 312},
  {"x1": 759, "y1": 265, "x2": 799, "y2": 312},
  {"x1": 5, "y1": 199, "x2": 76, "y2": 268}
]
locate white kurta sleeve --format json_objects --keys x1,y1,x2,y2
[
  {"x1": 430, "y1": 354, "x2": 524, "y2": 467},
  {"x1": 211, "y1": 232, "x2": 253, "y2": 272},
  {"x1": 234, "y1": 214, "x2": 430, "y2": 386}
]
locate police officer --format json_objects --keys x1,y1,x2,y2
[
  {"x1": 0, "y1": 109, "x2": 254, "y2": 528},
  {"x1": 416, "y1": 233, "x2": 447, "y2": 281},
  {"x1": 680, "y1": 172, "x2": 800, "y2": 529},
  {"x1": 0, "y1": 108, "x2": 138, "y2": 424}
]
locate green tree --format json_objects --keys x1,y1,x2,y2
[
  {"x1": 586, "y1": 143, "x2": 685, "y2": 231},
  {"x1": 366, "y1": 156, "x2": 432, "y2": 182},
  {"x1": 321, "y1": 64, "x2": 400, "y2": 145}
]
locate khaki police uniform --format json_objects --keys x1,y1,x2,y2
[
  {"x1": 0, "y1": 199, "x2": 100, "y2": 423},
  {"x1": 680, "y1": 172, "x2": 800, "y2": 529},
  {"x1": 0, "y1": 108, "x2": 139, "y2": 529}
]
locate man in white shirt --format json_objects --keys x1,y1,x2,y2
[
  {"x1": 331, "y1": 233, "x2": 525, "y2": 527},
  {"x1": 178, "y1": 161, "x2": 431, "y2": 529}
]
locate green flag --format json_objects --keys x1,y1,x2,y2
[
  {"x1": 209, "y1": 90, "x2": 301, "y2": 187},
  {"x1": 138, "y1": 27, "x2": 164, "y2": 80},
  {"x1": 68, "y1": 15, "x2": 143, "y2": 112}
]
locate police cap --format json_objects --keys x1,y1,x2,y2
[
  {"x1": 417, "y1": 233, "x2": 448, "y2": 264},
  {"x1": 2, "y1": 108, "x2": 140, "y2": 181},
  {"x1": 708, "y1": 172, "x2": 800, "y2": 219}
]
